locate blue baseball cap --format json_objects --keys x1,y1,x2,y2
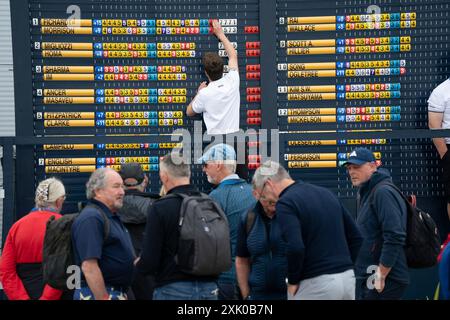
[
  {"x1": 198, "y1": 143, "x2": 236, "y2": 164},
  {"x1": 342, "y1": 147, "x2": 376, "y2": 166}
]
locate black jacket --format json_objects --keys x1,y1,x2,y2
[
  {"x1": 136, "y1": 184, "x2": 216, "y2": 287},
  {"x1": 119, "y1": 189, "x2": 159, "y2": 255}
]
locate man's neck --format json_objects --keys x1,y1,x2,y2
[
  {"x1": 276, "y1": 179, "x2": 295, "y2": 196},
  {"x1": 165, "y1": 179, "x2": 190, "y2": 193},
  {"x1": 93, "y1": 198, "x2": 115, "y2": 214},
  {"x1": 217, "y1": 171, "x2": 234, "y2": 184}
]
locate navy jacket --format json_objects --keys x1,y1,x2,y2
[
  {"x1": 355, "y1": 170, "x2": 410, "y2": 285},
  {"x1": 236, "y1": 202, "x2": 287, "y2": 299},
  {"x1": 72, "y1": 199, "x2": 135, "y2": 288},
  {"x1": 276, "y1": 181, "x2": 363, "y2": 284}
]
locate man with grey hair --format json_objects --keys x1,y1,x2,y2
[
  {"x1": 199, "y1": 143, "x2": 256, "y2": 300},
  {"x1": 253, "y1": 161, "x2": 363, "y2": 300},
  {"x1": 136, "y1": 153, "x2": 220, "y2": 300},
  {"x1": 72, "y1": 168, "x2": 135, "y2": 300}
]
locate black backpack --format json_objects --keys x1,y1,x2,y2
[
  {"x1": 42, "y1": 204, "x2": 110, "y2": 290},
  {"x1": 167, "y1": 193, "x2": 232, "y2": 276},
  {"x1": 369, "y1": 181, "x2": 441, "y2": 268}
]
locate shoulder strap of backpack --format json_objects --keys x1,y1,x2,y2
[
  {"x1": 368, "y1": 181, "x2": 404, "y2": 205},
  {"x1": 166, "y1": 192, "x2": 212, "y2": 227},
  {"x1": 246, "y1": 210, "x2": 256, "y2": 235},
  {"x1": 84, "y1": 204, "x2": 110, "y2": 241}
]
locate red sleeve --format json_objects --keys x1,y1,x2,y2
[
  {"x1": 0, "y1": 230, "x2": 30, "y2": 300},
  {"x1": 39, "y1": 284, "x2": 63, "y2": 300}
]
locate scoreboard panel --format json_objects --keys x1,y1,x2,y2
[
  {"x1": 12, "y1": 0, "x2": 262, "y2": 212},
  {"x1": 275, "y1": 0, "x2": 450, "y2": 200},
  {"x1": 9, "y1": 0, "x2": 450, "y2": 218}
]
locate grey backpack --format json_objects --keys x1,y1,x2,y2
[{"x1": 169, "y1": 193, "x2": 231, "y2": 276}]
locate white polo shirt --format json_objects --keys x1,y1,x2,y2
[
  {"x1": 191, "y1": 69, "x2": 240, "y2": 135},
  {"x1": 428, "y1": 79, "x2": 450, "y2": 144}
]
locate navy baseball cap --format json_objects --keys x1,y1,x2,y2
[
  {"x1": 342, "y1": 148, "x2": 376, "y2": 166},
  {"x1": 119, "y1": 162, "x2": 145, "y2": 186},
  {"x1": 198, "y1": 143, "x2": 236, "y2": 164}
]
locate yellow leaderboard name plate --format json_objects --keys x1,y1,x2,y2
[
  {"x1": 288, "y1": 93, "x2": 336, "y2": 101},
  {"x1": 287, "y1": 108, "x2": 336, "y2": 115},
  {"x1": 41, "y1": 19, "x2": 93, "y2": 27},
  {"x1": 41, "y1": 27, "x2": 92, "y2": 35},
  {"x1": 288, "y1": 116, "x2": 336, "y2": 123},
  {"x1": 44, "y1": 74, "x2": 95, "y2": 81},
  {"x1": 45, "y1": 165, "x2": 96, "y2": 173},
  {"x1": 44, "y1": 112, "x2": 95, "y2": 119},
  {"x1": 45, "y1": 158, "x2": 96, "y2": 165},
  {"x1": 288, "y1": 70, "x2": 336, "y2": 78},
  {"x1": 288, "y1": 140, "x2": 337, "y2": 146},
  {"x1": 42, "y1": 50, "x2": 93, "y2": 58},
  {"x1": 43, "y1": 66, "x2": 94, "y2": 73},
  {"x1": 43, "y1": 144, "x2": 94, "y2": 150},
  {"x1": 288, "y1": 161, "x2": 337, "y2": 168},
  {"x1": 288, "y1": 62, "x2": 336, "y2": 70},
  {"x1": 43, "y1": 97, "x2": 95, "y2": 104},
  {"x1": 44, "y1": 120, "x2": 95, "y2": 127},
  {"x1": 288, "y1": 85, "x2": 335, "y2": 93},
  {"x1": 286, "y1": 153, "x2": 337, "y2": 161},
  {"x1": 287, "y1": 47, "x2": 336, "y2": 55},
  {"x1": 41, "y1": 42, "x2": 93, "y2": 50},
  {"x1": 287, "y1": 16, "x2": 336, "y2": 24},
  {"x1": 288, "y1": 24, "x2": 336, "y2": 32},
  {"x1": 287, "y1": 40, "x2": 335, "y2": 47},
  {"x1": 44, "y1": 89, "x2": 94, "y2": 96}
]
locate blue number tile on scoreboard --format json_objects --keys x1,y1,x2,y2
[
  {"x1": 338, "y1": 153, "x2": 347, "y2": 160},
  {"x1": 96, "y1": 112, "x2": 105, "y2": 119}
]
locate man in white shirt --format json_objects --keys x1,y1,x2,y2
[
  {"x1": 186, "y1": 20, "x2": 240, "y2": 135},
  {"x1": 428, "y1": 78, "x2": 450, "y2": 221}
]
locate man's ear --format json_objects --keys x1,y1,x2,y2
[
  {"x1": 143, "y1": 175, "x2": 149, "y2": 187},
  {"x1": 370, "y1": 162, "x2": 378, "y2": 172},
  {"x1": 160, "y1": 171, "x2": 168, "y2": 184},
  {"x1": 252, "y1": 190, "x2": 260, "y2": 199}
]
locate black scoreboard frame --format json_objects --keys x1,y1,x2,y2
[{"x1": 6, "y1": 0, "x2": 450, "y2": 300}]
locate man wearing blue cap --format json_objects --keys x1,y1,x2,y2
[
  {"x1": 344, "y1": 147, "x2": 410, "y2": 300},
  {"x1": 199, "y1": 144, "x2": 256, "y2": 300}
]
